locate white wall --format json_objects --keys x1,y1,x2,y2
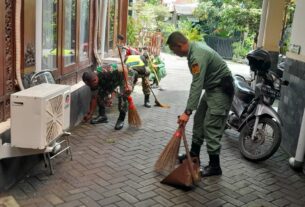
[{"x1": 290, "y1": 0, "x2": 305, "y2": 57}]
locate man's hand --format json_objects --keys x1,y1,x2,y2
[
  {"x1": 177, "y1": 112, "x2": 190, "y2": 126},
  {"x1": 124, "y1": 85, "x2": 132, "y2": 96},
  {"x1": 83, "y1": 112, "x2": 92, "y2": 122}
]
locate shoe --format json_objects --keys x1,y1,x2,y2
[
  {"x1": 144, "y1": 95, "x2": 151, "y2": 108},
  {"x1": 115, "y1": 119, "x2": 124, "y2": 130},
  {"x1": 178, "y1": 142, "x2": 201, "y2": 163},
  {"x1": 201, "y1": 165, "x2": 222, "y2": 177},
  {"x1": 178, "y1": 152, "x2": 200, "y2": 164},
  {"x1": 90, "y1": 116, "x2": 108, "y2": 124},
  {"x1": 201, "y1": 154, "x2": 222, "y2": 177},
  {"x1": 114, "y1": 112, "x2": 126, "y2": 130},
  {"x1": 144, "y1": 102, "x2": 151, "y2": 108}
]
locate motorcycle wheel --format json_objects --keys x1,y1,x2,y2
[{"x1": 239, "y1": 117, "x2": 281, "y2": 161}]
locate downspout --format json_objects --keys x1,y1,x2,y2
[
  {"x1": 93, "y1": 0, "x2": 102, "y2": 66},
  {"x1": 100, "y1": 0, "x2": 108, "y2": 59},
  {"x1": 289, "y1": 108, "x2": 305, "y2": 170},
  {"x1": 15, "y1": 0, "x2": 24, "y2": 90},
  {"x1": 35, "y1": 0, "x2": 42, "y2": 72}
]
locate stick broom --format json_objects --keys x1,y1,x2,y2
[
  {"x1": 117, "y1": 45, "x2": 141, "y2": 128},
  {"x1": 154, "y1": 126, "x2": 182, "y2": 172}
]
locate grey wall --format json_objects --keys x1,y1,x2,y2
[
  {"x1": 69, "y1": 85, "x2": 91, "y2": 129},
  {"x1": 278, "y1": 58, "x2": 305, "y2": 156}
]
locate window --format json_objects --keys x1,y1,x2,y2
[
  {"x1": 41, "y1": 0, "x2": 92, "y2": 76},
  {"x1": 106, "y1": 0, "x2": 119, "y2": 52},
  {"x1": 63, "y1": 0, "x2": 76, "y2": 66},
  {"x1": 79, "y1": 0, "x2": 90, "y2": 61},
  {"x1": 42, "y1": 0, "x2": 58, "y2": 70}
]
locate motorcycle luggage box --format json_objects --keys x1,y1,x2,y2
[{"x1": 234, "y1": 77, "x2": 255, "y2": 104}]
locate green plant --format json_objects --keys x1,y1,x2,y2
[
  {"x1": 178, "y1": 21, "x2": 203, "y2": 42},
  {"x1": 193, "y1": 0, "x2": 262, "y2": 41},
  {"x1": 126, "y1": 17, "x2": 141, "y2": 46},
  {"x1": 232, "y1": 36, "x2": 253, "y2": 61},
  {"x1": 193, "y1": 1, "x2": 221, "y2": 34}
]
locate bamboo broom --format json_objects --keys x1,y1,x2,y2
[
  {"x1": 154, "y1": 126, "x2": 183, "y2": 173},
  {"x1": 117, "y1": 44, "x2": 141, "y2": 128},
  {"x1": 146, "y1": 79, "x2": 170, "y2": 108}
]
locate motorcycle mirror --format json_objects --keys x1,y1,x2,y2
[{"x1": 117, "y1": 34, "x2": 125, "y2": 41}]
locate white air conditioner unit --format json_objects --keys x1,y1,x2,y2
[{"x1": 11, "y1": 83, "x2": 71, "y2": 149}]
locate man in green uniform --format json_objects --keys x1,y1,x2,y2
[
  {"x1": 82, "y1": 65, "x2": 133, "y2": 130},
  {"x1": 166, "y1": 32, "x2": 234, "y2": 177},
  {"x1": 125, "y1": 54, "x2": 151, "y2": 108}
]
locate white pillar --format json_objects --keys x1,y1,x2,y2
[{"x1": 257, "y1": 0, "x2": 268, "y2": 48}]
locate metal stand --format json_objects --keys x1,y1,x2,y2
[{"x1": 43, "y1": 132, "x2": 73, "y2": 174}]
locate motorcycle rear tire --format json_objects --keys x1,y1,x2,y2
[{"x1": 239, "y1": 117, "x2": 281, "y2": 162}]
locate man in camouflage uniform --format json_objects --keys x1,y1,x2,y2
[
  {"x1": 82, "y1": 65, "x2": 133, "y2": 130},
  {"x1": 125, "y1": 54, "x2": 151, "y2": 108},
  {"x1": 166, "y1": 32, "x2": 234, "y2": 177}
]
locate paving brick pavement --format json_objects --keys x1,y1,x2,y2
[{"x1": 1, "y1": 53, "x2": 305, "y2": 207}]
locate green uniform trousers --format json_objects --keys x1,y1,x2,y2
[
  {"x1": 132, "y1": 66, "x2": 151, "y2": 96},
  {"x1": 192, "y1": 88, "x2": 232, "y2": 155}
]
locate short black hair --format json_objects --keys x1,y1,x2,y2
[
  {"x1": 82, "y1": 71, "x2": 96, "y2": 85},
  {"x1": 166, "y1": 31, "x2": 188, "y2": 46}
]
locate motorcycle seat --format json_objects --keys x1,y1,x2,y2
[{"x1": 234, "y1": 76, "x2": 255, "y2": 96}]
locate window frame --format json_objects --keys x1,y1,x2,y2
[{"x1": 41, "y1": 0, "x2": 93, "y2": 76}]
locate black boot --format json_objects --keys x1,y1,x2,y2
[
  {"x1": 115, "y1": 112, "x2": 126, "y2": 130},
  {"x1": 178, "y1": 142, "x2": 201, "y2": 163},
  {"x1": 201, "y1": 154, "x2": 222, "y2": 177},
  {"x1": 91, "y1": 107, "x2": 108, "y2": 124},
  {"x1": 90, "y1": 114, "x2": 108, "y2": 124},
  {"x1": 144, "y1": 94, "x2": 151, "y2": 108}
]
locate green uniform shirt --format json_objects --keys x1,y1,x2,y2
[
  {"x1": 96, "y1": 67, "x2": 124, "y2": 98},
  {"x1": 186, "y1": 42, "x2": 231, "y2": 111}
]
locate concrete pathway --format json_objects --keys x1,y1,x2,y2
[{"x1": 1, "y1": 53, "x2": 305, "y2": 207}]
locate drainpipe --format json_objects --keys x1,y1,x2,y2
[
  {"x1": 289, "y1": 108, "x2": 305, "y2": 170},
  {"x1": 35, "y1": 0, "x2": 42, "y2": 72},
  {"x1": 93, "y1": 0, "x2": 102, "y2": 65},
  {"x1": 100, "y1": 0, "x2": 108, "y2": 59},
  {"x1": 15, "y1": 0, "x2": 25, "y2": 90}
]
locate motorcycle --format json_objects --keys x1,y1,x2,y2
[{"x1": 226, "y1": 49, "x2": 288, "y2": 161}]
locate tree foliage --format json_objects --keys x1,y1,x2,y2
[
  {"x1": 194, "y1": 0, "x2": 263, "y2": 59},
  {"x1": 178, "y1": 21, "x2": 203, "y2": 42},
  {"x1": 194, "y1": 0, "x2": 262, "y2": 37},
  {"x1": 127, "y1": 0, "x2": 171, "y2": 46},
  {"x1": 193, "y1": 1, "x2": 221, "y2": 34},
  {"x1": 219, "y1": 6, "x2": 261, "y2": 36}
]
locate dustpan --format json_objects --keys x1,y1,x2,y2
[{"x1": 161, "y1": 126, "x2": 201, "y2": 189}]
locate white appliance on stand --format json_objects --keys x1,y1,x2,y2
[
  {"x1": 0, "y1": 83, "x2": 72, "y2": 174},
  {"x1": 10, "y1": 83, "x2": 71, "y2": 149}
]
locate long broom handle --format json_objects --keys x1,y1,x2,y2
[
  {"x1": 148, "y1": 55, "x2": 160, "y2": 85},
  {"x1": 117, "y1": 45, "x2": 129, "y2": 88},
  {"x1": 147, "y1": 79, "x2": 158, "y2": 101},
  {"x1": 181, "y1": 126, "x2": 197, "y2": 183}
]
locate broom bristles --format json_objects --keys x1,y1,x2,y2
[
  {"x1": 155, "y1": 100, "x2": 170, "y2": 108},
  {"x1": 154, "y1": 129, "x2": 182, "y2": 173},
  {"x1": 128, "y1": 108, "x2": 142, "y2": 128},
  {"x1": 127, "y1": 96, "x2": 142, "y2": 128}
]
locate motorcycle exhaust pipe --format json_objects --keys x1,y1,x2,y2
[{"x1": 289, "y1": 108, "x2": 305, "y2": 170}]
